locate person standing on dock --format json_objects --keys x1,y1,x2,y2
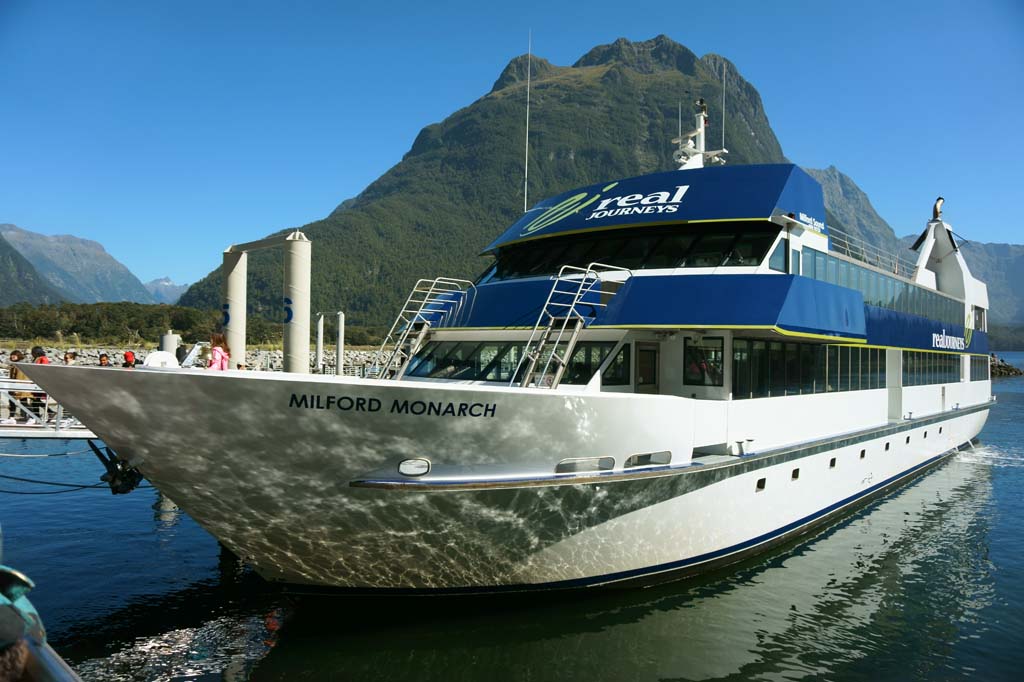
[
  {"x1": 208, "y1": 333, "x2": 230, "y2": 371},
  {"x1": 6, "y1": 350, "x2": 32, "y2": 423},
  {"x1": 28, "y1": 347, "x2": 50, "y2": 420}
]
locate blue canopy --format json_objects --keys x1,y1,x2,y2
[{"x1": 484, "y1": 164, "x2": 825, "y2": 253}]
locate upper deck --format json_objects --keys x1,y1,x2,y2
[
  {"x1": 484, "y1": 164, "x2": 825, "y2": 253},
  {"x1": 376, "y1": 162, "x2": 990, "y2": 389}
]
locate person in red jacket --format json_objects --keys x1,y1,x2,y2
[{"x1": 28, "y1": 347, "x2": 50, "y2": 419}]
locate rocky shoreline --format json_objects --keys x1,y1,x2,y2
[{"x1": 991, "y1": 354, "x2": 1024, "y2": 378}]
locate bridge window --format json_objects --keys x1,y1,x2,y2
[
  {"x1": 683, "y1": 233, "x2": 739, "y2": 268},
  {"x1": 768, "y1": 239, "x2": 786, "y2": 272},
  {"x1": 405, "y1": 340, "x2": 616, "y2": 383},
  {"x1": 602, "y1": 344, "x2": 631, "y2": 386},
  {"x1": 684, "y1": 337, "x2": 724, "y2": 386},
  {"x1": 486, "y1": 223, "x2": 780, "y2": 282},
  {"x1": 721, "y1": 232, "x2": 777, "y2": 267}
]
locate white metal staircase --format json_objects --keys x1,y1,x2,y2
[
  {"x1": 373, "y1": 277, "x2": 476, "y2": 379},
  {"x1": 513, "y1": 262, "x2": 629, "y2": 389}
]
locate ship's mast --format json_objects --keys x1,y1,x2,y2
[{"x1": 672, "y1": 98, "x2": 728, "y2": 170}]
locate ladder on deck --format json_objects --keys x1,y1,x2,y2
[
  {"x1": 373, "y1": 277, "x2": 476, "y2": 379},
  {"x1": 513, "y1": 262, "x2": 629, "y2": 389}
]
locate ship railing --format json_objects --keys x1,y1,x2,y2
[
  {"x1": 0, "y1": 377, "x2": 87, "y2": 433},
  {"x1": 513, "y1": 262, "x2": 630, "y2": 389},
  {"x1": 372, "y1": 277, "x2": 477, "y2": 380},
  {"x1": 828, "y1": 226, "x2": 917, "y2": 277},
  {"x1": 179, "y1": 341, "x2": 209, "y2": 368}
]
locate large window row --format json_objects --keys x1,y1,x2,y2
[
  {"x1": 405, "y1": 340, "x2": 630, "y2": 385},
  {"x1": 732, "y1": 341, "x2": 887, "y2": 400},
  {"x1": 483, "y1": 223, "x2": 779, "y2": 282},
  {"x1": 970, "y1": 356, "x2": 989, "y2": 382},
  {"x1": 902, "y1": 351, "x2": 961, "y2": 386},
  {"x1": 801, "y1": 247, "x2": 964, "y2": 327}
]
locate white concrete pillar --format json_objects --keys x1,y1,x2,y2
[
  {"x1": 315, "y1": 313, "x2": 324, "y2": 373},
  {"x1": 336, "y1": 312, "x2": 345, "y2": 375},
  {"x1": 283, "y1": 233, "x2": 311, "y2": 374},
  {"x1": 222, "y1": 250, "x2": 247, "y2": 365}
]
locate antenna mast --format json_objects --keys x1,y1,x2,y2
[
  {"x1": 523, "y1": 30, "x2": 532, "y2": 213},
  {"x1": 721, "y1": 61, "x2": 726, "y2": 150}
]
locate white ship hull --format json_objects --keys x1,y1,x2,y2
[{"x1": 21, "y1": 364, "x2": 990, "y2": 592}]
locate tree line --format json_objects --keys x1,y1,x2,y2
[{"x1": 0, "y1": 302, "x2": 385, "y2": 347}]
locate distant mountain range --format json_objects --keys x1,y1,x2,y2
[
  {"x1": 0, "y1": 223, "x2": 188, "y2": 306},
  {"x1": 145, "y1": 277, "x2": 189, "y2": 304}
]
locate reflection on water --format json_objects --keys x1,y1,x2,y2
[{"x1": 3, "y1": 373, "x2": 1024, "y2": 681}]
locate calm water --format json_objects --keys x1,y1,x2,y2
[{"x1": 2, "y1": 353, "x2": 1024, "y2": 681}]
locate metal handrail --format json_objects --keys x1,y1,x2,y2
[
  {"x1": 828, "y1": 226, "x2": 917, "y2": 277},
  {"x1": 373, "y1": 276, "x2": 477, "y2": 379},
  {"x1": 513, "y1": 262, "x2": 630, "y2": 388},
  {"x1": 0, "y1": 378, "x2": 87, "y2": 432}
]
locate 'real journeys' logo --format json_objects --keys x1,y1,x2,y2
[
  {"x1": 932, "y1": 328, "x2": 969, "y2": 351},
  {"x1": 519, "y1": 182, "x2": 691, "y2": 237}
]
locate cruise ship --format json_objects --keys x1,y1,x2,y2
[{"x1": 20, "y1": 105, "x2": 993, "y2": 593}]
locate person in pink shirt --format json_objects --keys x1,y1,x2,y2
[{"x1": 208, "y1": 333, "x2": 231, "y2": 371}]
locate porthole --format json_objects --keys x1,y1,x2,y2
[
  {"x1": 829, "y1": 457, "x2": 837, "y2": 468},
  {"x1": 885, "y1": 442, "x2": 890, "y2": 452},
  {"x1": 791, "y1": 468, "x2": 800, "y2": 480},
  {"x1": 398, "y1": 459, "x2": 431, "y2": 477},
  {"x1": 939, "y1": 427, "x2": 943, "y2": 434},
  {"x1": 756, "y1": 478, "x2": 766, "y2": 492},
  {"x1": 924, "y1": 431, "x2": 928, "y2": 439},
  {"x1": 860, "y1": 449, "x2": 866, "y2": 459},
  {"x1": 906, "y1": 436, "x2": 911, "y2": 444}
]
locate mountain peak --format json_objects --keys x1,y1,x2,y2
[
  {"x1": 490, "y1": 54, "x2": 556, "y2": 93},
  {"x1": 145, "y1": 277, "x2": 189, "y2": 304},
  {"x1": 573, "y1": 35, "x2": 699, "y2": 75}
]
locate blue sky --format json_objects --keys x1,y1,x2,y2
[{"x1": 1, "y1": 0, "x2": 1022, "y2": 285}]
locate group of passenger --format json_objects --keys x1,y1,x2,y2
[
  {"x1": 5, "y1": 347, "x2": 56, "y2": 423},
  {"x1": 2, "y1": 332, "x2": 243, "y2": 425}
]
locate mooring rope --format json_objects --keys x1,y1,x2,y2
[
  {"x1": 0, "y1": 485, "x2": 106, "y2": 495},
  {"x1": 0, "y1": 473, "x2": 153, "y2": 494},
  {"x1": 0, "y1": 473, "x2": 106, "y2": 487},
  {"x1": 0, "y1": 448, "x2": 92, "y2": 458}
]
